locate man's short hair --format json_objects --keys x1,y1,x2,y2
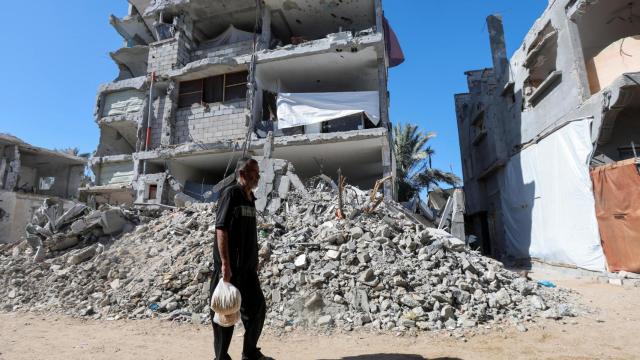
[{"x1": 235, "y1": 157, "x2": 258, "y2": 179}]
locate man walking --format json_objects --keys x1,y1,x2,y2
[{"x1": 209, "y1": 158, "x2": 271, "y2": 360}]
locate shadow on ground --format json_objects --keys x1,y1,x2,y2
[{"x1": 319, "y1": 355, "x2": 462, "y2": 360}]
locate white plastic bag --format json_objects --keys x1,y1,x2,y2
[
  {"x1": 213, "y1": 311, "x2": 240, "y2": 327},
  {"x1": 210, "y1": 279, "x2": 242, "y2": 315}
]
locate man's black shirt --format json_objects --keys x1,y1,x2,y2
[{"x1": 214, "y1": 183, "x2": 259, "y2": 273}]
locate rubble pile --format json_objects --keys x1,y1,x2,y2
[
  {"x1": 23, "y1": 199, "x2": 143, "y2": 262},
  {"x1": 0, "y1": 202, "x2": 216, "y2": 322},
  {"x1": 0, "y1": 183, "x2": 578, "y2": 334},
  {"x1": 258, "y1": 185, "x2": 576, "y2": 333}
]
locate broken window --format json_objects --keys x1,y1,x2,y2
[
  {"x1": 178, "y1": 79, "x2": 204, "y2": 108},
  {"x1": 471, "y1": 111, "x2": 487, "y2": 146},
  {"x1": 322, "y1": 113, "x2": 364, "y2": 133},
  {"x1": 262, "y1": 91, "x2": 278, "y2": 121},
  {"x1": 618, "y1": 145, "x2": 639, "y2": 160},
  {"x1": 224, "y1": 71, "x2": 249, "y2": 101},
  {"x1": 178, "y1": 71, "x2": 248, "y2": 108},
  {"x1": 39, "y1": 177, "x2": 55, "y2": 191},
  {"x1": 524, "y1": 22, "x2": 560, "y2": 106},
  {"x1": 147, "y1": 184, "x2": 158, "y2": 200},
  {"x1": 203, "y1": 76, "x2": 224, "y2": 103}
]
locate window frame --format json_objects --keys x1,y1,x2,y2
[{"x1": 178, "y1": 71, "x2": 248, "y2": 108}]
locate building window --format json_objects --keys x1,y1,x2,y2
[
  {"x1": 39, "y1": 177, "x2": 55, "y2": 191},
  {"x1": 618, "y1": 145, "x2": 640, "y2": 160},
  {"x1": 178, "y1": 71, "x2": 248, "y2": 108},
  {"x1": 471, "y1": 111, "x2": 487, "y2": 146},
  {"x1": 524, "y1": 22, "x2": 560, "y2": 106},
  {"x1": 147, "y1": 184, "x2": 158, "y2": 200}
]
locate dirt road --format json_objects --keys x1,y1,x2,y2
[{"x1": 1, "y1": 270, "x2": 639, "y2": 360}]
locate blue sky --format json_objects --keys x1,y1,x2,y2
[{"x1": 0, "y1": 1, "x2": 547, "y2": 177}]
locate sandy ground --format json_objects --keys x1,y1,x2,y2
[{"x1": 1, "y1": 269, "x2": 639, "y2": 360}]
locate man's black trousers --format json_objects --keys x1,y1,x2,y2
[{"x1": 209, "y1": 269, "x2": 266, "y2": 360}]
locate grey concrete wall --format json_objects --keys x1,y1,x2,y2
[
  {"x1": 174, "y1": 101, "x2": 247, "y2": 144},
  {"x1": 97, "y1": 161, "x2": 135, "y2": 186}
]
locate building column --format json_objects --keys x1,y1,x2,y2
[
  {"x1": 565, "y1": 17, "x2": 591, "y2": 102},
  {"x1": 486, "y1": 15, "x2": 508, "y2": 84},
  {"x1": 382, "y1": 136, "x2": 395, "y2": 200},
  {"x1": 160, "y1": 80, "x2": 178, "y2": 147},
  {"x1": 378, "y1": 58, "x2": 390, "y2": 128},
  {"x1": 260, "y1": 5, "x2": 272, "y2": 50},
  {"x1": 0, "y1": 145, "x2": 6, "y2": 189},
  {"x1": 4, "y1": 145, "x2": 20, "y2": 191}
]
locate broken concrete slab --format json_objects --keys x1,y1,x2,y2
[
  {"x1": 277, "y1": 175, "x2": 291, "y2": 199},
  {"x1": 100, "y1": 209, "x2": 127, "y2": 235}
]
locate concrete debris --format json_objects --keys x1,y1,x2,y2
[
  {"x1": 0, "y1": 181, "x2": 580, "y2": 335},
  {"x1": 23, "y1": 199, "x2": 142, "y2": 261}
]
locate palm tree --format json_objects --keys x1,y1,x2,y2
[{"x1": 393, "y1": 123, "x2": 461, "y2": 202}]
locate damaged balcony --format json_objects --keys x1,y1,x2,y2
[
  {"x1": 139, "y1": 0, "x2": 384, "y2": 77},
  {"x1": 95, "y1": 77, "x2": 148, "y2": 157},
  {"x1": 83, "y1": 155, "x2": 136, "y2": 206},
  {"x1": 255, "y1": 30, "x2": 385, "y2": 138},
  {"x1": 111, "y1": 47, "x2": 150, "y2": 81},
  {"x1": 138, "y1": 126, "x2": 389, "y2": 198},
  {"x1": 144, "y1": 0, "x2": 378, "y2": 45},
  {"x1": 110, "y1": 9, "x2": 156, "y2": 47}
]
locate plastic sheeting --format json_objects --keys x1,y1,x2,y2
[
  {"x1": 383, "y1": 16, "x2": 405, "y2": 68},
  {"x1": 276, "y1": 91, "x2": 380, "y2": 130},
  {"x1": 591, "y1": 159, "x2": 640, "y2": 273},
  {"x1": 500, "y1": 119, "x2": 606, "y2": 271},
  {"x1": 204, "y1": 25, "x2": 254, "y2": 48}
]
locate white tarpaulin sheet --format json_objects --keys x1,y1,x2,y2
[
  {"x1": 277, "y1": 91, "x2": 380, "y2": 129},
  {"x1": 500, "y1": 119, "x2": 605, "y2": 271},
  {"x1": 205, "y1": 25, "x2": 254, "y2": 48}
]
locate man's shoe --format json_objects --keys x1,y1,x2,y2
[{"x1": 242, "y1": 349, "x2": 273, "y2": 360}]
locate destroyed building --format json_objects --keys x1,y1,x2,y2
[
  {"x1": 455, "y1": 0, "x2": 640, "y2": 272},
  {"x1": 86, "y1": 0, "x2": 404, "y2": 207},
  {"x1": 0, "y1": 134, "x2": 87, "y2": 244}
]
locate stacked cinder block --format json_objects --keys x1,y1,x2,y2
[
  {"x1": 148, "y1": 39, "x2": 181, "y2": 75},
  {"x1": 174, "y1": 101, "x2": 247, "y2": 144}
]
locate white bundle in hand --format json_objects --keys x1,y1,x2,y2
[
  {"x1": 213, "y1": 311, "x2": 240, "y2": 327},
  {"x1": 210, "y1": 279, "x2": 242, "y2": 315}
]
